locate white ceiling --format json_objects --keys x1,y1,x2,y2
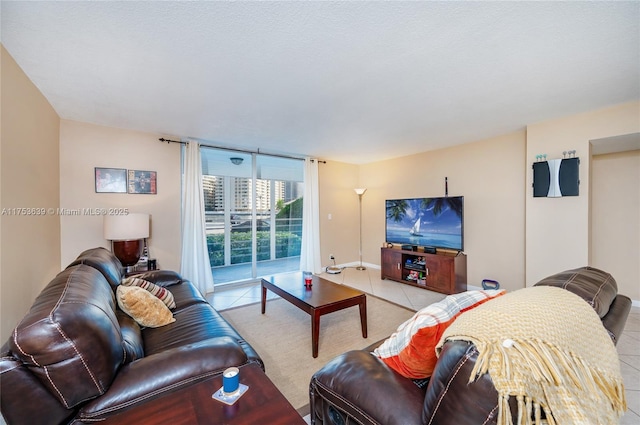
[{"x1": 2, "y1": 1, "x2": 639, "y2": 164}]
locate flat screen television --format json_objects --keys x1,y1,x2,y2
[{"x1": 385, "y1": 196, "x2": 464, "y2": 251}]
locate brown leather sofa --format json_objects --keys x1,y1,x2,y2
[
  {"x1": 309, "y1": 267, "x2": 632, "y2": 425},
  {"x1": 1, "y1": 247, "x2": 263, "y2": 425}
]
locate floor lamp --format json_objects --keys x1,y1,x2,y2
[{"x1": 354, "y1": 188, "x2": 367, "y2": 271}]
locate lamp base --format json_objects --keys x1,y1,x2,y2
[
  {"x1": 112, "y1": 240, "x2": 142, "y2": 269},
  {"x1": 356, "y1": 266, "x2": 367, "y2": 271}
]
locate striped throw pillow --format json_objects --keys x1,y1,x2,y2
[
  {"x1": 373, "y1": 289, "x2": 505, "y2": 379},
  {"x1": 121, "y1": 277, "x2": 176, "y2": 310}
]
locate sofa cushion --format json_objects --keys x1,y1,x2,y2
[
  {"x1": 534, "y1": 266, "x2": 617, "y2": 318},
  {"x1": 121, "y1": 276, "x2": 176, "y2": 309},
  {"x1": 142, "y1": 303, "x2": 243, "y2": 355},
  {"x1": 9, "y1": 265, "x2": 123, "y2": 408},
  {"x1": 166, "y1": 280, "x2": 209, "y2": 310},
  {"x1": 67, "y1": 247, "x2": 123, "y2": 288},
  {"x1": 116, "y1": 285, "x2": 176, "y2": 328},
  {"x1": 373, "y1": 290, "x2": 505, "y2": 379}
]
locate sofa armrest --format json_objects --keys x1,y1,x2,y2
[
  {"x1": 423, "y1": 340, "x2": 500, "y2": 425},
  {"x1": 602, "y1": 294, "x2": 632, "y2": 345},
  {"x1": 75, "y1": 336, "x2": 248, "y2": 421},
  {"x1": 310, "y1": 350, "x2": 425, "y2": 425},
  {"x1": 1, "y1": 351, "x2": 73, "y2": 425}
]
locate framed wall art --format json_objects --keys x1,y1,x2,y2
[
  {"x1": 128, "y1": 170, "x2": 157, "y2": 194},
  {"x1": 95, "y1": 168, "x2": 127, "y2": 193}
]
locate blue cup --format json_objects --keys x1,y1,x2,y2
[{"x1": 223, "y1": 367, "x2": 240, "y2": 395}]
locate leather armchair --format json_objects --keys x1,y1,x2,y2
[{"x1": 309, "y1": 267, "x2": 631, "y2": 425}]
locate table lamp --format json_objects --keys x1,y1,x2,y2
[{"x1": 104, "y1": 213, "x2": 150, "y2": 272}]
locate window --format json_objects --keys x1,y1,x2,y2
[{"x1": 201, "y1": 148, "x2": 304, "y2": 284}]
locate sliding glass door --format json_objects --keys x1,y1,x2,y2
[{"x1": 201, "y1": 147, "x2": 304, "y2": 284}]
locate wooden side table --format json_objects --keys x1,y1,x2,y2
[{"x1": 97, "y1": 363, "x2": 306, "y2": 424}]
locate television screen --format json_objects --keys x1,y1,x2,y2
[{"x1": 385, "y1": 196, "x2": 464, "y2": 251}]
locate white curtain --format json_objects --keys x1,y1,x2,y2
[
  {"x1": 180, "y1": 141, "x2": 215, "y2": 295},
  {"x1": 300, "y1": 158, "x2": 322, "y2": 274}
]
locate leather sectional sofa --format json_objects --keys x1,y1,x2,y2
[
  {"x1": 1, "y1": 247, "x2": 263, "y2": 425},
  {"x1": 309, "y1": 266, "x2": 632, "y2": 425}
]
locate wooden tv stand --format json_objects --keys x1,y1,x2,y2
[{"x1": 381, "y1": 246, "x2": 467, "y2": 294}]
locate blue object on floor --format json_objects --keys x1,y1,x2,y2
[{"x1": 481, "y1": 279, "x2": 500, "y2": 290}]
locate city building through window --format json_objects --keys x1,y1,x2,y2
[{"x1": 200, "y1": 147, "x2": 304, "y2": 284}]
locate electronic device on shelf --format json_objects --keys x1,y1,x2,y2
[{"x1": 385, "y1": 196, "x2": 464, "y2": 252}]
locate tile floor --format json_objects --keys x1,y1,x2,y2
[{"x1": 208, "y1": 266, "x2": 640, "y2": 423}]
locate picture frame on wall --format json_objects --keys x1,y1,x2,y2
[
  {"x1": 95, "y1": 167, "x2": 127, "y2": 193},
  {"x1": 128, "y1": 170, "x2": 157, "y2": 194}
]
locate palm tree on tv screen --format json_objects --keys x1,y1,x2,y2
[
  {"x1": 386, "y1": 199, "x2": 409, "y2": 222},
  {"x1": 421, "y1": 197, "x2": 463, "y2": 219},
  {"x1": 387, "y1": 197, "x2": 462, "y2": 222}
]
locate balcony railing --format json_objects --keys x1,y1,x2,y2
[{"x1": 205, "y1": 214, "x2": 302, "y2": 268}]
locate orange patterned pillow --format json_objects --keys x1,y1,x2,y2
[{"x1": 373, "y1": 290, "x2": 505, "y2": 379}]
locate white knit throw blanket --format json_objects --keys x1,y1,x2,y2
[{"x1": 437, "y1": 286, "x2": 626, "y2": 425}]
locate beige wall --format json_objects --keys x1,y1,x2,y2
[
  {"x1": 1, "y1": 46, "x2": 61, "y2": 342},
  {"x1": 317, "y1": 161, "x2": 360, "y2": 268},
  {"x1": 59, "y1": 121, "x2": 182, "y2": 270},
  {"x1": 525, "y1": 102, "x2": 640, "y2": 286},
  {"x1": 354, "y1": 130, "x2": 527, "y2": 292},
  {"x1": 591, "y1": 150, "x2": 640, "y2": 301}
]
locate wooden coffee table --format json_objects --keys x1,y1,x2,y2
[
  {"x1": 261, "y1": 272, "x2": 367, "y2": 358},
  {"x1": 97, "y1": 363, "x2": 305, "y2": 424}
]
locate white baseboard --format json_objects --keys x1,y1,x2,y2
[{"x1": 324, "y1": 262, "x2": 380, "y2": 271}]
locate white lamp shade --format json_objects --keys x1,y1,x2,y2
[
  {"x1": 354, "y1": 188, "x2": 367, "y2": 196},
  {"x1": 104, "y1": 213, "x2": 150, "y2": 241}
]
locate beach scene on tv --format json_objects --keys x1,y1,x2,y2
[{"x1": 385, "y1": 196, "x2": 463, "y2": 251}]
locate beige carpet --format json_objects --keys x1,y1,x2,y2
[{"x1": 220, "y1": 295, "x2": 415, "y2": 411}]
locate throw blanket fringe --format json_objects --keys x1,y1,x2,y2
[{"x1": 438, "y1": 286, "x2": 626, "y2": 425}]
